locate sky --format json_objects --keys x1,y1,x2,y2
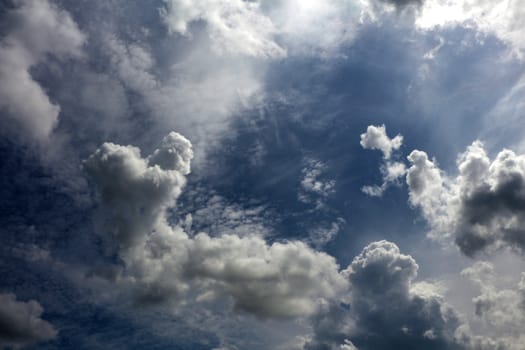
[{"x1": 1, "y1": 0, "x2": 525, "y2": 349}]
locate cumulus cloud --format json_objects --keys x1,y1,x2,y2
[
  {"x1": 305, "y1": 240, "x2": 483, "y2": 350},
  {"x1": 84, "y1": 132, "x2": 347, "y2": 319},
  {"x1": 0, "y1": 0, "x2": 85, "y2": 141},
  {"x1": 0, "y1": 293, "x2": 57, "y2": 348},
  {"x1": 360, "y1": 125, "x2": 403, "y2": 159},
  {"x1": 361, "y1": 125, "x2": 406, "y2": 197},
  {"x1": 406, "y1": 140, "x2": 525, "y2": 256}
]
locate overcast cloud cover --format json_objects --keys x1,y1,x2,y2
[{"x1": 1, "y1": 0, "x2": 525, "y2": 349}]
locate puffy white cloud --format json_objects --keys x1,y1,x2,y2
[
  {"x1": 360, "y1": 125, "x2": 404, "y2": 160},
  {"x1": 0, "y1": 0, "x2": 85, "y2": 141},
  {"x1": 406, "y1": 140, "x2": 525, "y2": 256},
  {"x1": 0, "y1": 293, "x2": 57, "y2": 348},
  {"x1": 84, "y1": 132, "x2": 347, "y2": 319},
  {"x1": 361, "y1": 125, "x2": 406, "y2": 197},
  {"x1": 84, "y1": 131, "x2": 192, "y2": 249}
]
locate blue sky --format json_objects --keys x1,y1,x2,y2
[{"x1": 1, "y1": 0, "x2": 525, "y2": 349}]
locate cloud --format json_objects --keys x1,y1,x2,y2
[
  {"x1": 406, "y1": 141, "x2": 525, "y2": 256},
  {"x1": 0, "y1": 293, "x2": 57, "y2": 348},
  {"x1": 360, "y1": 125, "x2": 406, "y2": 197},
  {"x1": 160, "y1": 0, "x2": 285, "y2": 58},
  {"x1": 0, "y1": 0, "x2": 85, "y2": 141},
  {"x1": 343, "y1": 240, "x2": 467, "y2": 350},
  {"x1": 84, "y1": 131, "x2": 347, "y2": 319},
  {"x1": 461, "y1": 261, "x2": 525, "y2": 349},
  {"x1": 84, "y1": 131, "x2": 192, "y2": 249},
  {"x1": 415, "y1": 0, "x2": 525, "y2": 58},
  {"x1": 360, "y1": 125, "x2": 403, "y2": 160},
  {"x1": 305, "y1": 240, "x2": 485, "y2": 350},
  {"x1": 299, "y1": 158, "x2": 335, "y2": 208}
]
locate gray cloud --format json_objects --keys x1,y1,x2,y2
[
  {"x1": 0, "y1": 293, "x2": 57, "y2": 348},
  {"x1": 460, "y1": 261, "x2": 525, "y2": 349},
  {"x1": 406, "y1": 141, "x2": 525, "y2": 256},
  {"x1": 343, "y1": 240, "x2": 467, "y2": 350},
  {"x1": 84, "y1": 131, "x2": 347, "y2": 319},
  {"x1": 0, "y1": 0, "x2": 85, "y2": 141},
  {"x1": 304, "y1": 240, "x2": 491, "y2": 350}
]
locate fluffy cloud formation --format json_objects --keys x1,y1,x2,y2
[
  {"x1": 361, "y1": 125, "x2": 406, "y2": 197},
  {"x1": 360, "y1": 124, "x2": 403, "y2": 159},
  {"x1": 85, "y1": 132, "x2": 347, "y2": 319},
  {"x1": 407, "y1": 141, "x2": 525, "y2": 256},
  {"x1": 344, "y1": 240, "x2": 468, "y2": 350},
  {"x1": 305, "y1": 240, "x2": 485, "y2": 350},
  {"x1": 0, "y1": 293, "x2": 57, "y2": 348},
  {"x1": 0, "y1": 0, "x2": 85, "y2": 141}
]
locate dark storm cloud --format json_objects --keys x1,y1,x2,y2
[{"x1": 0, "y1": 293, "x2": 57, "y2": 347}]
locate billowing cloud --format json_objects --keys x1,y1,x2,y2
[
  {"x1": 361, "y1": 125, "x2": 406, "y2": 197},
  {"x1": 0, "y1": 0, "x2": 85, "y2": 141},
  {"x1": 406, "y1": 141, "x2": 525, "y2": 256},
  {"x1": 84, "y1": 131, "x2": 347, "y2": 319},
  {"x1": 304, "y1": 240, "x2": 487, "y2": 350},
  {"x1": 344, "y1": 240, "x2": 468, "y2": 350},
  {"x1": 0, "y1": 293, "x2": 57, "y2": 348}
]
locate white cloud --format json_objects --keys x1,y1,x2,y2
[
  {"x1": 0, "y1": 293, "x2": 57, "y2": 348},
  {"x1": 361, "y1": 125, "x2": 406, "y2": 197},
  {"x1": 0, "y1": 0, "x2": 85, "y2": 141},
  {"x1": 360, "y1": 124, "x2": 403, "y2": 160},
  {"x1": 416, "y1": 0, "x2": 525, "y2": 58},
  {"x1": 84, "y1": 131, "x2": 347, "y2": 319},
  {"x1": 299, "y1": 158, "x2": 336, "y2": 208}
]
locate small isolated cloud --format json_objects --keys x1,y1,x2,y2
[
  {"x1": 308, "y1": 217, "x2": 346, "y2": 248},
  {"x1": 0, "y1": 0, "x2": 85, "y2": 141},
  {"x1": 0, "y1": 293, "x2": 57, "y2": 348},
  {"x1": 360, "y1": 125, "x2": 406, "y2": 197},
  {"x1": 360, "y1": 124, "x2": 403, "y2": 160},
  {"x1": 84, "y1": 131, "x2": 347, "y2": 319},
  {"x1": 406, "y1": 141, "x2": 525, "y2": 257},
  {"x1": 299, "y1": 158, "x2": 335, "y2": 208}
]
